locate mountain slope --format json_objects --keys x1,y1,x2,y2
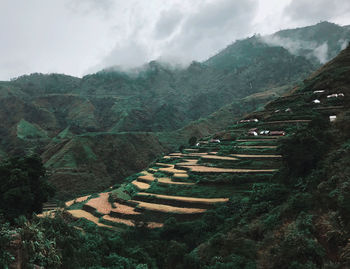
[
  {"x1": 0, "y1": 22, "x2": 349, "y2": 198},
  {"x1": 44, "y1": 44, "x2": 350, "y2": 268}
]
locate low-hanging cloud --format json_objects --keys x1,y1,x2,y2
[
  {"x1": 96, "y1": 0, "x2": 258, "y2": 71},
  {"x1": 284, "y1": 0, "x2": 350, "y2": 25},
  {"x1": 262, "y1": 35, "x2": 330, "y2": 63},
  {"x1": 1, "y1": 0, "x2": 350, "y2": 80},
  {"x1": 154, "y1": 9, "x2": 183, "y2": 40},
  {"x1": 155, "y1": 0, "x2": 258, "y2": 64}
]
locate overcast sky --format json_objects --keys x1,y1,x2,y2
[{"x1": 1, "y1": 0, "x2": 350, "y2": 80}]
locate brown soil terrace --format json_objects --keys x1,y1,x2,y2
[
  {"x1": 138, "y1": 172, "x2": 194, "y2": 185},
  {"x1": 179, "y1": 165, "x2": 277, "y2": 173},
  {"x1": 85, "y1": 192, "x2": 140, "y2": 215},
  {"x1": 237, "y1": 145, "x2": 277, "y2": 149},
  {"x1": 137, "y1": 192, "x2": 229, "y2": 204},
  {"x1": 67, "y1": 209, "x2": 113, "y2": 228},
  {"x1": 65, "y1": 195, "x2": 91, "y2": 207},
  {"x1": 264, "y1": 119, "x2": 311, "y2": 124},
  {"x1": 236, "y1": 139, "x2": 277, "y2": 142},
  {"x1": 129, "y1": 200, "x2": 207, "y2": 214},
  {"x1": 159, "y1": 166, "x2": 188, "y2": 174},
  {"x1": 131, "y1": 180, "x2": 150, "y2": 190},
  {"x1": 102, "y1": 215, "x2": 163, "y2": 228},
  {"x1": 231, "y1": 154, "x2": 282, "y2": 158},
  {"x1": 200, "y1": 155, "x2": 238, "y2": 161}
]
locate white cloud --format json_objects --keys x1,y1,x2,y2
[
  {"x1": 284, "y1": 0, "x2": 350, "y2": 25},
  {"x1": 0, "y1": 0, "x2": 349, "y2": 80}
]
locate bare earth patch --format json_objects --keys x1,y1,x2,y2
[
  {"x1": 179, "y1": 165, "x2": 277, "y2": 173},
  {"x1": 201, "y1": 155, "x2": 238, "y2": 161},
  {"x1": 131, "y1": 180, "x2": 150, "y2": 190},
  {"x1": 231, "y1": 154, "x2": 282, "y2": 158},
  {"x1": 237, "y1": 145, "x2": 277, "y2": 149},
  {"x1": 112, "y1": 202, "x2": 140, "y2": 215},
  {"x1": 102, "y1": 215, "x2": 163, "y2": 229},
  {"x1": 67, "y1": 209, "x2": 112, "y2": 228},
  {"x1": 137, "y1": 193, "x2": 229, "y2": 204},
  {"x1": 130, "y1": 200, "x2": 206, "y2": 214},
  {"x1": 159, "y1": 166, "x2": 188, "y2": 174},
  {"x1": 85, "y1": 192, "x2": 112, "y2": 214},
  {"x1": 65, "y1": 195, "x2": 90, "y2": 207}
]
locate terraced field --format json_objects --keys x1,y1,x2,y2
[
  {"x1": 57, "y1": 123, "x2": 285, "y2": 228},
  {"x1": 56, "y1": 92, "x2": 346, "y2": 229}
]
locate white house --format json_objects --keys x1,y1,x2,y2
[
  {"x1": 329, "y1": 115, "x2": 337, "y2": 122},
  {"x1": 312, "y1": 99, "x2": 321, "y2": 104}
]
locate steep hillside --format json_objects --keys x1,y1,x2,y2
[
  {"x1": 264, "y1": 21, "x2": 350, "y2": 65},
  {"x1": 50, "y1": 44, "x2": 350, "y2": 268}
]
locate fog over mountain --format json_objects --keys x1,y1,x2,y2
[{"x1": 1, "y1": 0, "x2": 350, "y2": 80}]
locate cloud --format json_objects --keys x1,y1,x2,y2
[
  {"x1": 67, "y1": 0, "x2": 116, "y2": 17},
  {"x1": 158, "y1": 0, "x2": 258, "y2": 64},
  {"x1": 1, "y1": 0, "x2": 350, "y2": 80},
  {"x1": 153, "y1": 9, "x2": 183, "y2": 39},
  {"x1": 284, "y1": 0, "x2": 350, "y2": 25},
  {"x1": 262, "y1": 35, "x2": 330, "y2": 63},
  {"x1": 98, "y1": 40, "x2": 149, "y2": 70}
]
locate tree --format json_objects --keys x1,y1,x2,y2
[
  {"x1": 188, "y1": 136, "x2": 197, "y2": 146},
  {"x1": 0, "y1": 155, "x2": 55, "y2": 221}
]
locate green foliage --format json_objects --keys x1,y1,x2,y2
[
  {"x1": 270, "y1": 213, "x2": 325, "y2": 269},
  {"x1": 279, "y1": 118, "x2": 330, "y2": 179},
  {"x1": 20, "y1": 218, "x2": 62, "y2": 268},
  {"x1": 0, "y1": 222, "x2": 16, "y2": 267},
  {"x1": 0, "y1": 155, "x2": 55, "y2": 221},
  {"x1": 188, "y1": 136, "x2": 197, "y2": 146}
]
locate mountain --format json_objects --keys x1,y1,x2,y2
[
  {"x1": 263, "y1": 21, "x2": 350, "y2": 65},
  {"x1": 13, "y1": 43, "x2": 350, "y2": 268},
  {"x1": 2, "y1": 22, "x2": 350, "y2": 268},
  {"x1": 0, "y1": 22, "x2": 349, "y2": 199}
]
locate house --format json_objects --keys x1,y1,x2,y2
[
  {"x1": 285, "y1": 108, "x2": 292, "y2": 112},
  {"x1": 248, "y1": 128, "x2": 258, "y2": 136},
  {"x1": 269, "y1": 131, "x2": 286, "y2": 136},
  {"x1": 210, "y1": 139, "x2": 221, "y2": 143},
  {"x1": 329, "y1": 115, "x2": 337, "y2": 122},
  {"x1": 327, "y1": 93, "x2": 345, "y2": 98},
  {"x1": 259, "y1": 130, "x2": 270, "y2": 135},
  {"x1": 274, "y1": 109, "x2": 280, "y2": 113},
  {"x1": 238, "y1": 118, "x2": 259, "y2": 124},
  {"x1": 314, "y1": 90, "x2": 325, "y2": 93},
  {"x1": 248, "y1": 131, "x2": 258, "y2": 136},
  {"x1": 312, "y1": 99, "x2": 321, "y2": 104}
]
